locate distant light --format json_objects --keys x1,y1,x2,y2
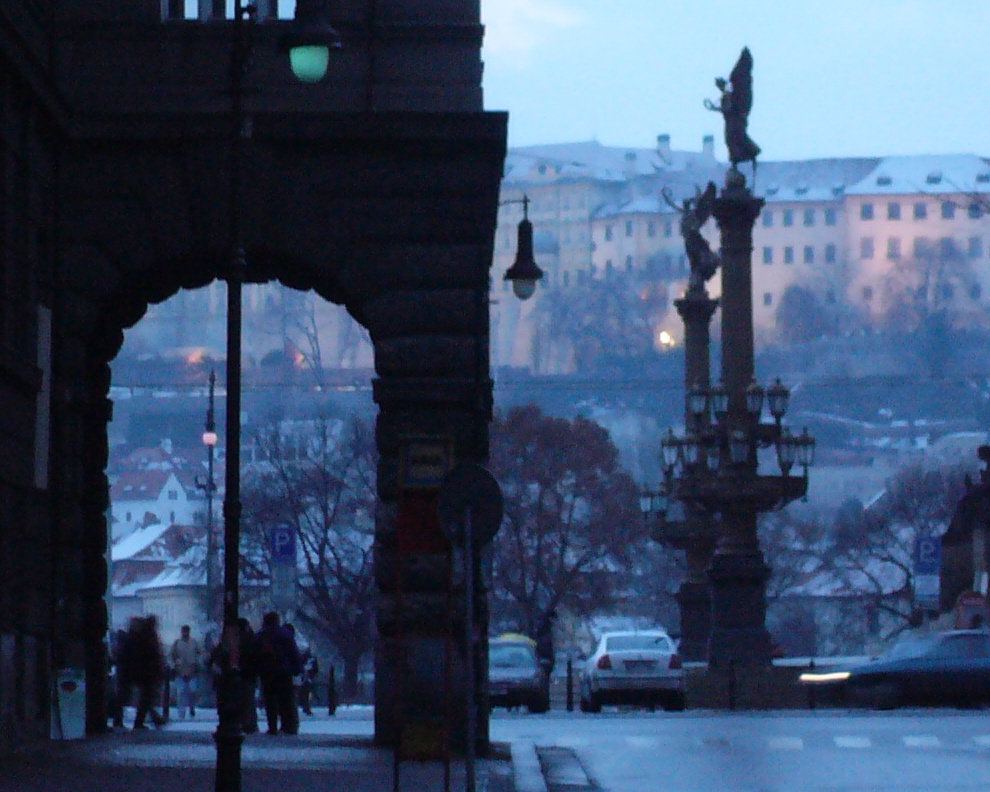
[
  {"x1": 289, "y1": 45, "x2": 331, "y2": 83},
  {"x1": 657, "y1": 330, "x2": 675, "y2": 349},
  {"x1": 202, "y1": 431, "x2": 219, "y2": 447}
]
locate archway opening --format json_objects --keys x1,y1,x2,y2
[{"x1": 105, "y1": 276, "x2": 378, "y2": 726}]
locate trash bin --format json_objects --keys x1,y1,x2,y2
[{"x1": 53, "y1": 669, "x2": 86, "y2": 740}]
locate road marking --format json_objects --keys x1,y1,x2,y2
[
  {"x1": 904, "y1": 735, "x2": 940, "y2": 749},
  {"x1": 974, "y1": 736, "x2": 990, "y2": 747},
  {"x1": 835, "y1": 736, "x2": 871, "y2": 749},
  {"x1": 626, "y1": 736, "x2": 657, "y2": 749},
  {"x1": 555, "y1": 735, "x2": 591, "y2": 748},
  {"x1": 768, "y1": 737, "x2": 804, "y2": 750}
]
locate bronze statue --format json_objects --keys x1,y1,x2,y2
[
  {"x1": 662, "y1": 182, "x2": 720, "y2": 289},
  {"x1": 705, "y1": 47, "x2": 761, "y2": 167}
]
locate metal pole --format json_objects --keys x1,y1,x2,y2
[
  {"x1": 465, "y1": 507, "x2": 476, "y2": 792},
  {"x1": 205, "y1": 369, "x2": 217, "y2": 625},
  {"x1": 215, "y1": 2, "x2": 250, "y2": 790}
]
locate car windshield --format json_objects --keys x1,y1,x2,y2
[
  {"x1": 490, "y1": 644, "x2": 537, "y2": 669},
  {"x1": 606, "y1": 634, "x2": 672, "y2": 652},
  {"x1": 879, "y1": 636, "x2": 937, "y2": 661}
]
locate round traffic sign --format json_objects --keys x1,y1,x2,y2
[{"x1": 437, "y1": 463, "x2": 504, "y2": 547}]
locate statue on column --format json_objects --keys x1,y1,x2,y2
[
  {"x1": 704, "y1": 47, "x2": 761, "y2": 168},
  {"x1": 663, "y1": 182, "x2": 720, "y2": 290}
]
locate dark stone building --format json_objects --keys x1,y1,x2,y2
[{"x1": 0, "y1": 0, "x2": 504, "y2": 750}]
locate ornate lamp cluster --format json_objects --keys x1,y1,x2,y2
[{"x1": 642, "y1": 377, "x2": 816, "y2": 525}]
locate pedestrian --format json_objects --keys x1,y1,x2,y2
[
  {"x1": 170, "y1": 624, "x2": 202, "y2": 720},
  {"x1": 238, "y1": 618, "x2": 259, "y2": 733},
  {"x1": 256, "y1": 612, "x2": 301, "y2": 735},
  {"x1": 129, "y1": 615, "x2": 167, "y2": 729},
  {"x1": 535, "y1": 608, "x2": 557, "y2": 679},
  {"x1": 109, "y1": 628, "x2": 131, "y2": 729},
  {"x1": 298, "y1": 649, "x2": 319, "y2": 715}
]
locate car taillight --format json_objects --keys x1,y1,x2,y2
[
  {"x1": 669, "y1": 653, "x2": 682, "y2": 670},
  {"x1": 597, "y1": 654, "x2": 612, "y2": 670}
]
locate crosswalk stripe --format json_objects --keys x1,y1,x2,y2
[
  {"x1": 973, "y1": 736, "x2": 990, "y2": 747},
  {"x1": 835, "y1": 736, "x2": 871, "y2": 748},
  {"x1": 768, "y1": 737, "x2": 804, "y2": 750},
  {"x1": 556, "y1": 735, "x2": 591, "y2": 748},
  {"x1": 626, "y1": 737, "x2": 657, "y2": 749},
  {"x1": 904, "y1": 735, "x2": 940, "y2": 748}
]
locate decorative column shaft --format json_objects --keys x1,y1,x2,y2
[{"x1": 708, "y1": 169, "x2": 772, "y2": 668}]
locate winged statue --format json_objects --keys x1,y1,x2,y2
[
  {"x1": 704, "y1": 47, "x2": 761, "y2": 167},
  {"x1": 662, "y1": 182, "x2": 720, "y2": 289}
]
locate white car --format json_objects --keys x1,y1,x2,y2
[{"x1": 579, "y1": 629, "x2": 685, "y2": 713}]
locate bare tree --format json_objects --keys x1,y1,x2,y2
[
  {"x1": 487, "y1": 405, "x2": 645, "y2": 639},
  {"x1": 241, "y1": 414, "x2": 377, "y2": 697}
]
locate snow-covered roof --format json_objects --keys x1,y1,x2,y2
[
  {"x1": 110, "y1": 470, "x2": 181, "y2": 501},
  {"x1": 503, "y1": 140, "x2": 717, "y2": 184},
  {"x1": 753, "y1": 158, "x2": 880, "y2": 204},
  {"x1": 140, "y1": 564, "x2": 205, "y2": 590},
  {"x1": 111, "y1": 522, "x2": 173, "y2": 561},
  {"x1": 846, "y1": 154, "x2": 990, "y2": 197}
]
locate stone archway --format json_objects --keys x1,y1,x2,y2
[{"x1": 53, "y1": 111, "x2": 506, "y2": 743}]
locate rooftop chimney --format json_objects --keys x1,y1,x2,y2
[
  {"x1": 657, "y1": 134, "x2": 672, "y2": 165},
  {"x1": 702, "y1": 135, "x2": 715, "y2": 160}
]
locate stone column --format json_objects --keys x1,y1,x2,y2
[
  {"x1": 672, "y1": 289, "x2": 718, "y2": 662},
  {"x1": 709, "y1": 169, "x2": 772, "y2": 668}
]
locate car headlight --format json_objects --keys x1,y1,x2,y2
[{"x1": 799, "y1": 670, "x2": 851, "y2": 683}]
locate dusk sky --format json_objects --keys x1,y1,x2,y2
[{"x1": 480, "y1": 0, "x2": 990, "y2": 161}]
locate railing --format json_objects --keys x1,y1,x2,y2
[{"x1": 160, "y1": 0, "x2": 287, "y2": 22}]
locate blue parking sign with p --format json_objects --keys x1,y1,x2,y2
[
  {"x1": 914, "y1": 536, "x2": 941, "y2": 576},
  {"x1": 270, "y1": 526, "x2": 296, "y2": 565}
]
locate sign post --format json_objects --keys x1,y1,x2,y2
[
  {"x1": 269, "y1": 525, "x2": 297, "y2": 616},
  {"x1": 913, "y1": 535, "x2": 941, "y2": 611},
  {"x1": 438, "y1": 464, "x2": 504, "y2": 792}
]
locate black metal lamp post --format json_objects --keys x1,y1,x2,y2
[
  {"x1": 502, "y1": 195, "x2": 545, "y2": 300},
  {"x1": 196, "y1": 369, "x2": 219, "y2": 626},
  {"x1": 214, "y1": 3, "x2": 340, "y2": 791}
]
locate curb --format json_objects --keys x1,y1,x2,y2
[{"x1": 510, "y1": 742, "x2": 548, "y2": 792}]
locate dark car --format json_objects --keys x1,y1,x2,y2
[
  {"x1": 799, "y1": 629, "x2": 990, "y2": 709},
  {"x1": 487, "y1": 637, "x2": 550, "y2": 713}
]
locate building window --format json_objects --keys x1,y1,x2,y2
[
  {"x1": 914, "y1": 202, "x2": 927, "y2": 220},
  {"x1": 886, "y1": 237, "x2": 901, "y2": 260},
  {"x1": 783, "y1": 209, "x2": 794, "y2": 227},
  {"x1": 825, "y1": 244, "x2": 837, "y2": 263},
  {"x1": 664, "y1": 222, "x2": 673, "y2": 237},
  {"x1": 861, "y1": 203, "x2": 874, "y2": 220},
  {"x1": 970, "y1": 237, "x2": 983, "y2": 258},
  {"x1": 860, "y1": 237, "x2": 875, "y2": 259},
  {"x1": 914, "y1": 237, "x2": 932, "y2": 258},
  {"x1": 939, "y1": 237, "x2": 956, "y2": 259},
  {"x1": 625, "y1": 254, "x2": 634, "y2": 272},
  {"x1": 803, "y1": 208, "x2": 815, "y2": 227},
  {"x1": 826, "y1": 291, "x2": 836, "y2": 304},
  {"x1": 605, "y1": 260, "x2": 613, "y2": 278},
  {"x1": 972, "y1": 283, "x2": 982, "y2": 301},
  {"x1": 824, "y1": 208, "x2": 837, "y2": 226},
  {"x1": 647, "y1": 222, "x2": 656, "y2": 238},
  {"x1": 578, "y1": 270, "x2": 587, "y2": 285},
  {"x1": 863, "y1": 286, "x2": 874, "y2": 301},
  {"x1": 170, "y1": 511, "x2": 176, "y2": 523},
  {"x1": 803, "y1": 246, "x2": 814, "y2": 264},
  {"x1": 762, "y1": 210, "x2": 773, "y2": 228},
  {"x1": 762, "y1": 247, "x2": 773, "y2": 264},
  {"x1": 887, "y1": 202, "x2": 901, "y2": 220},
  {"x1": 784, "y1": 246, "x2": 794, "y2": 264},
  {"x1": 604, "y1": 225, "x2": 613, "y2": 241},
  {"x1": 168, "y1": 489, "x2": 178, "y2": 500},
  {"x1": 969, "y1": 203, "x2": 984, "y2": 219},
  {"x1": 942, "y1": 201, "x2": 955, "y2": 219},
  {"x1": 563, "y1": 271, "x2": 570, "y2": 288},
  {"x1": 125, "y1": 511, "x2": 132, "y2": 522},
  {"x1": 763, "y1": 292, "x2": 773, "y2": 306},
  {"x1": 625, "y1": 220, "x2": 633, "y2": 237},
  {"x1": 942, "y1": 283, "x2": 954, "y2": 300}
]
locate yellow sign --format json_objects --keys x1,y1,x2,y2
[{"x1": 399, "y1": 437, "x2": 452, "y2": 489}]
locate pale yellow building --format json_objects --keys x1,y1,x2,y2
[{"x1": 843, "y1": 155, "x2": 990, "y2": 328}]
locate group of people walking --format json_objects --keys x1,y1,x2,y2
[{"x1": 109, "y1": 611, "x2": 321, "y2": 734}]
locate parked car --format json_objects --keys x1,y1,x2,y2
[
  {"x1": 579, "y1": 629, "x2": 685, "y2": 713},
  {"x1": 799, "y1": 629, "x2": 990, "y2": 709},
  {"x1": 487, "y1": 636, "x2": 550, "y2": 713}
]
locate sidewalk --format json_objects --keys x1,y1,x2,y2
[{"x1": 2, "y1": 707, "x2": 519, "y2": 792}]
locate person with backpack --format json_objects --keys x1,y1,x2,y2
[{"x1": 255, "y1": 611, "x2": 301, "y2": 735}]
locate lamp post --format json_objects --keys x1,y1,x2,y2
[
  {"x1": 214, "y1": 3, "x2": 339, "y2": 791},
  {"x1": 664, "y1": 169, "x2": 816, "y2": 670},
  {"x1": 502, "y1": 195, "x2": 545, "y2": 300},
  {"x1": 196, "y1": 369, "x2": 219, "y2": 626}
]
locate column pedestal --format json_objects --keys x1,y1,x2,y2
[{"x1": 707, "y1": 550, "x2": 772, "y2": 669}]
